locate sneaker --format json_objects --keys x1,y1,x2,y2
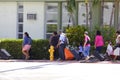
[
  {"x1": 57, "y1": 58, "x2": 61, "y2": 61},
  {"x1": 85, "y1": 56, "x2": 90, "y2": 60}
]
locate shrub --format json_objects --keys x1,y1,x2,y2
[
  {"x1": 0, "y1": 39, "x2": 49, "y2": 59},
  {"x1": 65, "y1": 25, "x2": 116, "y2": 54},
  {"x1": 89, "y1": 26, "x2": 116, "y2": 46},
  {"x1": 66, "y1": 25, "x2": 87, "y2": 46}
]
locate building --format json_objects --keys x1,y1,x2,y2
[{"x1": 0, "y1": 0, "x2": 119, "y2": 39}]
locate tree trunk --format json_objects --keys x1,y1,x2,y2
[
  {"x1": 109, "y1": 4, "x2": 115, "y2": 27},
  {"x1": 85, "y1": 3, "x2": 89, "y2": 27},
  {"x1": 101, "y1": 0, "x2": 104, "y2": 27}
]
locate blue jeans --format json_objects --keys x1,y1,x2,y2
[
  {"x1": 83, "y1": 46, "x2": 90, "y2": 57},
  {"x1": 59, "y1": 44, "x2": 66, "y2": 60},
  {"x1": 96, "y1": 46, "x2": 102, "y2": 53}
]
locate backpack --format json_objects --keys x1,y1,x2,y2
[
  {"x1": 86, "y1": 37, "x2": 90, "y2": 45},
  {"x1": 64, "y1": 37, "x2": 69, "y2": 45},
  {"x1": 28, "y1": 37, "x2": 32, "y2": 45}
]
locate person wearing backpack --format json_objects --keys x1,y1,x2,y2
[
  {"x1": 83, "y1": 31, "x2": 91, "y2": 60},
  {"x1": 22, "y1": 32, "x2": 32, "y2": 60},
  {"x1": 57, "y1": 31, "x2": 67, "y2": 60}
]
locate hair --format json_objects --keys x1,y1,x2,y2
[
  {"x1": 80, "y1": 42, "x2": 83, "y2": 46},
  {"x1": 96, "y1": 30, "x2": 101, "y2": 35},
  {"x1": 116, "y1": 31, "x2": 120, "y2": 34},
  {"x1": 53, "y1": 31, "x2": 57, "y2": 35},
  {"x1": 24, "y1": 32, "x2": 30, "y2": 38}
]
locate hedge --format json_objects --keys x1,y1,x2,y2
[{"x1": 0, "y1": 39, "x2": 50, "y2": 59}]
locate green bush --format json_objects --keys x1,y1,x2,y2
[
  {"x1": 0, "y1": 39, "x2": 49, "y2": 59},
  {"x1": 66, "y1": 25, "x2": 87, "y2": 46},
  {"x1": 89, "y1": 26, "x2": 116, "y2": 46},
  {"x1": 65, "y1": 25, "x2": 116, "y2": 54}
]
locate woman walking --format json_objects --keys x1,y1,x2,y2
[
  {"x1": 22, "y1": 32, "x2": 32, "y2": 60},
  {"x1": 94, "y1": 30, "x2": 104, "y2": 53}
]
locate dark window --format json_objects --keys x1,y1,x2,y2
[
  {"x1": 18, "y1": 34, "x2": 23, "y2": 39},
  {"x1": 18, "y1": 13, "x2": 23, "y2": 22},
  {"x1": 18, "y1": 24, "x2": 23, "y2": 32},
  {"x1": 27, "y1": 14, "x2": 37, "y2": 20}
]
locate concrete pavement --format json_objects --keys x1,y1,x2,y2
[{"x1": 0, "y1": 60, "x2": 120, "y2": 80}]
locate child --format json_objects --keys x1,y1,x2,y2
[
  {"x1": 106, "y1": 41, "x2": 113, "y2": 60},
  {"x1": 78, "y1": 43, "x2": 84, "y2": 59},
  {"x1": 106, "y1": 41, "x2": 113, "y2": 56}
]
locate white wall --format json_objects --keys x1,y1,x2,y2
[
  {"x1": 0, "y1": 2, "x2": 17, "y2": 38},
  {"x1": 24, "y1": 2, "x2": 45, "y2": 39},
  {"x1": 119, "y1": 3, "x2": 120, "y2": 28}
]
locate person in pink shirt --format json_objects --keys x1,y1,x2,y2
[
  {"x1": 94, "y1": 30, "x2": 104, "y2": 53},
  {"x1": 83, "y1": 31, "x2": 91, "y2": 60}
]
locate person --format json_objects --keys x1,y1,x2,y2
[
  {"x1": 57, "y1": 30, "x2": 67, "y2": 60},
  {"x1": 49, "y1": 31, "x2": 59, "y2": 60},
  {"x1": 113, "y1": 31, "x2": 120, "y2": 60},
  {"x1": 94, "y1": 30, "x2": 104, "y2": 53},
  {"x1": 83, "y1": 31, "x2": 90, "y2": 60},
  {"x1": 22, "y1": 32, "x2": 32, "y2": 60},
  {"x1": 78, "y1": 42, "x2": 84, "y2": 59},
  {"x1": 106, "y1": 41, "x2": 113, "y2": 60},
  {"x1": 106, "y1": 41, "x2": 113, "y2": 56}
]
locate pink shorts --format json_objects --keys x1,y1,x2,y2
[{"x1": 22, "y1": 45, "x2": 31, "y2": 51}]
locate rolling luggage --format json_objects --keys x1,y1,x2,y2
[
  {"x1": 0, "y1": 49, "x2": 11, "y2": 60},
  {"x1": 70, "y1": 48, "x2": 80, "y2": 61},
  {"x1": 64, "y1": 48, "x2": 74, "y2": 60},
  {"x1": 93, "y1": 51, "x2": 105, "y2": 61}
]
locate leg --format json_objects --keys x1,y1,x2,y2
[
  {"x1": 83, "y1": 46, "x2": 90, "y2": 60},
  {"x1": 96, "y1": 46, "x2": 102, "y2": 53},
  {"x1": 58, "y1": 44, "x2": 65, "y2": 60},
  {"x1": 113, "y1": 55, "x2": 117, "y2": 61},
  {"x1": 22, "y1": 49, "x2": 30, "y2": 60},
  {"x1": 25, "y1": 50, "x2": 30, "y2": 60}
]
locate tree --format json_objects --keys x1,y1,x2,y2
[
  {"x1": 85, "y1": 0, "x2": 100, "y2": 27},
  {"x1": 66, "y1": 0, "x2": 76, "y2": 27},
  {"x1": 85, "y1": 0, "x2": 89, "y2": 27},
  {"x1": 109, "y1": 0, "x2": 119, "y2": 27}
]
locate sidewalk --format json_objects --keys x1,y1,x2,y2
[{"x1": 0, "y1": 59, "x2": 120, "y2": 80}]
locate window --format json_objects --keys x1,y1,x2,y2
[
  {"x1": 18, "y1": 13, "x2": 23, "y2": 22},
  {"x1": 18, "y1": 24, "x2": 23, "y2": 32},
  {"x1": 18, "y1": 5, "x2": 23, "y2": 12},
  {"x1": 103, "y1": 2, "x2": 114, "y2": 26},
  {"x1": 18, "y1": 34, "x2": 23, "y2": 39},
  {"x1": 27, "y1": 14, "x2": 37, "y2": 20},
  {"x1": 45, "y1": 3, "x2": 58, "y2": 39},
  {"x1": 18, "y1": 3, "x2": 24, "y2": 39}
]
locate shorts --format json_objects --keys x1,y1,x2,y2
[
  {"x1": 22, "y1": 44, "x2": 31, "y2": 51},
  {"x1": 113, "y1": 47, "x2": 120, "y2": 56}
]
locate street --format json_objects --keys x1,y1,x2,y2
[{"x1": 0, "y1": 60, "x2": 120, "y2": 80}]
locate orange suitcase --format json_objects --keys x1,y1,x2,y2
[{"x1": 64, "y1": 48, "x2": 74, "y2": 60}]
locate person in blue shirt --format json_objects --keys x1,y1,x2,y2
[
  {"x1": 22, "y1": 32, "x2": 32, "y2": 60},
  {"x1": 79, "y1": 42, "x2": 84, "y2": 59}
]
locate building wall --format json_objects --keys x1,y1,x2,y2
[
  {"x1": 0, "y1": 2, "x2": 17, "y2": 38},
  {"x1": 23, "y1": 2, "x2": 45, "y2": 39}
]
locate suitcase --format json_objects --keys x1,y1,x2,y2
[
  {"x1": 64, "y1": 48, "x2": 74, "y2": 60},
  {"x1": 70, "y1": 48, "x2": 80, "y2": 60},
  {"x1": 93, "y1": 51, "x2": 105, "y2": 61},
  {"x1": 0, "y1": 49, "x2": 11, "y2": 60}
]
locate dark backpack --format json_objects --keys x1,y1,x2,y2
[
  {"x1": 86, "y1": 38, "x2": 90, "y2": 45},
  {"x1": 64, "y1": 37, "x2": 69, "y2": 45},
  {"x1": 28, "y1": 37, "x2": 32, "y2": 45}
]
